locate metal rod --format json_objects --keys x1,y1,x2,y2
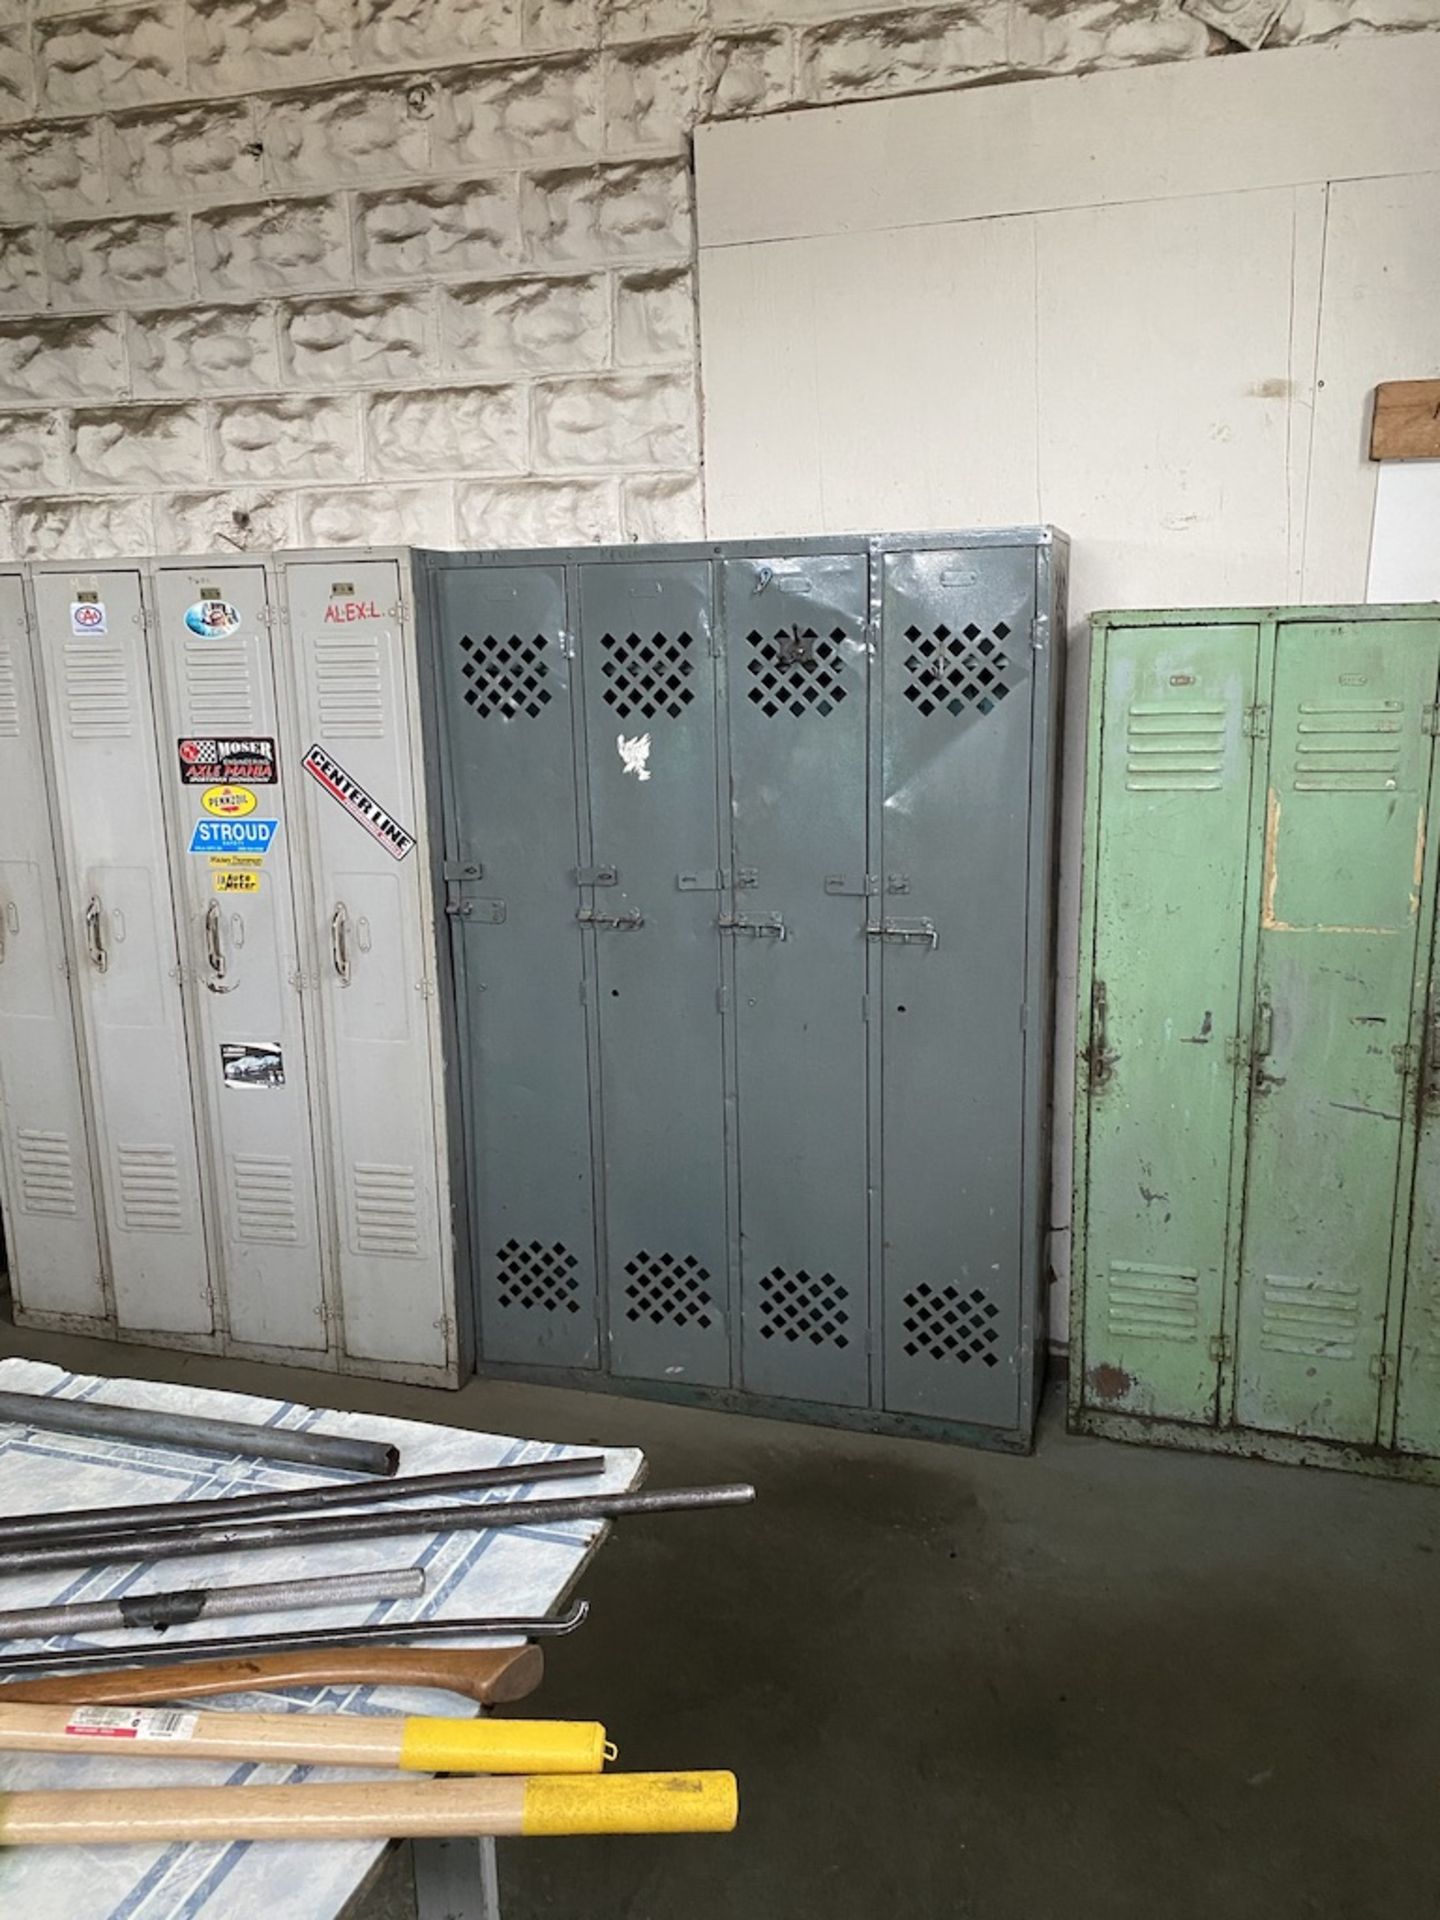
[
  {"x1": 0, "y1": 1391, "x2": 399, "y2": 1478},
  {"x1": 0, "y1": 1568, "x2": 426, "y2": 1643},
  {"x1": 0, "y1": 1600, "x2": 590, "y2": 1677},
  {"x1": 0, "y1": 1484, "x2": 757, "y2": 1580},
  {"x1": 0, "y1": 1454, "x2": 607, "y2": 1552}
]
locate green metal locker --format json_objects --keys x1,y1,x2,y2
[{"x1": 1073, "y1": 604, "x2": 1440, "y2": 1481}]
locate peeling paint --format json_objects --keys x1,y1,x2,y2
[{"x1": 1086, "y1": 1363, "x2": 1133, "y2": 1403}]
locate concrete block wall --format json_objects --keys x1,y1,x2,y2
[{"x1": 0, "y1": 0, "x2": 1428, "y2": 558}]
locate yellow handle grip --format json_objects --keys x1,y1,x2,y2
[
  {"x1": 521, "y1": 1770, "x2": 739, "y2": 1835},
  {"x1": 399, "y1": 1718, "x2": 609, "y2": 1775}
]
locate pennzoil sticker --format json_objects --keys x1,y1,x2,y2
[
  {"x1": 177, "y1": 737, "x2": 277, "y2": 786},
  {"x1": 201, "y1": 784, "x2": 256, "y2": 818},
  {"x1": 302, "y1": 744, "x2": 415, "y2": 861}
]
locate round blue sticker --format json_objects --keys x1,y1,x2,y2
[{"x1": 185, "y1": 600, "x2": 241, "y2": 638}]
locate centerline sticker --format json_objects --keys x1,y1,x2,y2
[{"x1": 302, "y1": 744, "x2": 415, "y2": 861}]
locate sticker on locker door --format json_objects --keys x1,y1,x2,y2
[
  {"x1": 184, "y1": 599, "x2": 241, "y2": 639},
  {"x1": 213, "y1": 869, "x2": 260, "y2": 894},
  {"x1": 189, "y1": 818, "x2": 278, "y2": 855},
  {"x1": 302, "y1": 744, "x2": 415, "y2": 860},
  {"x1": 221, "y1": 1042, "x2": 284, "y2": 1090},
  {"x1": 70, "y1": 600, "x2": 106, "y2": 635},
  {"x1": 200, "y1": 784, "x2": 256, "y2": 818},
  {"x1": 177, "y1": 737, "x2": 277, "y2": 785}
]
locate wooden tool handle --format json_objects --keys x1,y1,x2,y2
[{"x1": 0, "y1": 1642, "x2": 543, "y2": 1708}]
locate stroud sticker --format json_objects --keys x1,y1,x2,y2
[
  {"x1": 302, "y1": 743, "x2": 415, "y2": 861},
  {"x1": 70, "y1": 600, "x2": 107, "y2": 636},
  {"x1": 221, "y1": 1041, "x2": 284, "y2": 1090},
  {"x1": 185, "y1": 599, "x2": 241, "y2": 639},
  {"x1": 189, "y1": 818, "x2": 278, "y2": 856},
  {"x1": 200, "y1": 784, "x2": 256, "y2": 818},
  {"x1": 177, "y1": 736, "x2": 277, "y2": 786},
  {"x1": 213, "y1": 869, "x2": 260, "y2": 894}
]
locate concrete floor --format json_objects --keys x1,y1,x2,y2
[{"x1": 3, "y1": 1315, "x2": 1438, "y2": 1920}]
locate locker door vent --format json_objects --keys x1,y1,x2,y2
[
  {"x1": 1293, "y1": 701, "x2": 1404, "y2": 793},
  {"x1": 115, "y1": 1143, "x2": 183, "y2": 1231},
  {"x1": 352, "y1": 1162, "x2": 421, "y2": 1257},
  {"x1": 17, "y1": 1129, "x2": 77, "y2": 1216},
  {"x1": 901, "y1": 1282, "x2": 999, "y2": 1364},
  {"x1": 623, "y1": 1250, "x2": 715, "y2": 1329},
  {"x1": 496, "y1": 1237, "x2": 581, "y2": 1314},
  {"x1": 1125, "y1": 705, "x2": 1225, "y2": 792},
  {"x1": 183, "y1": 638, "x2": 255, "y2": 730},
  {"x1": 901, "y1": 623, "x2": 1011, "y2": 720},
  {"x1": 233, "y1": 1154, "x2": 300, "y2": 1244},
  {"x1": 459, "y1": 633, "x2": 552, "y2": 720},
  {"x1": 745, "y1": 628, "x2": 849, "y2": 719},
  {"x1": 758, "y1": 1267, "x2": 850, "y2": 1347},
  {"x1": 63, "y1": 640, "x2": 132, "y2": 739},
  {"x1": 1105, "y1": 1261, "x2": 1199, "y2": 1342},
  {"x1": 315, "y1": 634, "x2": 384, "y2": 738},
  {"x1": 1259, "y1": 1273, "x2": 1359, "y2": 1359},
  {"x1": 0, "y1": 640, "x2": 17, "y2": 737},
  {"x1": 600, "y1": 631, "x2": 695, "y2": 722}
]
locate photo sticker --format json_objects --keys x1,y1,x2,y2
[
  {"x1": 221, "y1": 1042, "x2": 284, "y2": 1090},
  {"x1": 184, "y1": 600, "x2": 241, "y2": 639}
]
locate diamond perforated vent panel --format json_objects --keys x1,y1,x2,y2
[
  {"x1": 902, "y1": 622, "x2": 1012, "y2": 719},
  {"x1": 624, "y1": 1251, "x2": 716, "y2": 1329},
  {"x1": 746, "y1": 627, "x2": 849, "y2": 718},
  {"x1": 758, "y1": 1267, "x2": 850, "y2": 1348},
  {"x1": 497, "y1": 1238, "x2": 582, "y2": 1314},
  {"x1": 460, "y1": 633, "x2": 552, "y2": 720},
  {"x1": 600, "y1": 631, "x2": 695, "y2": 721},
  {"x1": 901, "y1": 1283, "x2": 1000, "y2": 1365}
]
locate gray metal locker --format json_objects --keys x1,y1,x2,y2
[{"x1": 0, "y1": 567, "x2": 108, "y2": 1328}]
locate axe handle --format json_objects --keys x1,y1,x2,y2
[{"x1": 0, "y1": 1642, "x2": 543, "y2": 1707}]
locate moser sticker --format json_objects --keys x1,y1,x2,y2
[
  {"x1": 70, "y1": 601, "x2": 106, "y2": 635},
  {"x1": 221, "y1": 1042, "x2": 284, "y2": 1090},
  {"x1": 185, "y1": 599, "x2": 241, "y2": 639},
  {"x1": 302, "y1": 744, "x2": 415, "y2": 861},
  {"x1": 177, "y1": 737, "x2": 277, "y2": 786},
  {"x1": 200, "y1": 784, "x2": 256, "y2": 818},
  {"x1": 213, "y1": 869, "x2": 260, "y2": 894},
  {"x1": 189, "y1": 818, "x2": 278, "y2": 855}
]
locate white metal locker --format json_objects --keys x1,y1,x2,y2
[
  {"x1": 277, "y1": 554, "x2": 455, "y2": 1378},
  {"x1": 148, "y1": 560, "x2": 330, "y2": 1356},
  {"x1": 29, "y1": 565, "x2": 212, "y2": 1338},
  {"x1": 0, "y1": 568, "x2": 108, "y2": 1326}
]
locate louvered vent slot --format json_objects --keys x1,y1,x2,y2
[
  {"x1": 902, "y1": 622, "x2": 1011, "y2": 719},
  {"x1": 901, "y1": 1282, "x2": 999, "y2": 1364},
  {"x1": 184, "y1": 639, "x2": 255, "y2": 730},
  {"x1": 233, "y1": 1154, "x2": 299, "y2": 1244},
  {"x1": 623, "y1": 1250, "x2": 715, "y2": 1329},
  {"x1": 600, "y1": 631, "x2": 695, "y2": 722},
  {"x1": 64, "y1": 641, "x2": 131, "y2": 739},
  {"x1": 1260, "y1": 1273, "x2": 1360, "y2": 1358},
  {"x1": 1125, "y1": 705, "x2": 1226, "y2": 792},
  {"x1": 353, "y1": 1162, "x2": 421, "y2": 1257},
  {"x1": 116, "y1": 1144, "x2": 183, "y2": 1231},
  {"x1": 315, "y1": 636, "x2": 384, "y2": 738},
  {"x1": 459, "y1": 633, "x2": 552, "y2": 719},
  {"x1": 1294, "y1": 701, "x2": 1404, "y2": 792},
  {"x1": 17, "y1": 1129, "x2": 77, "y2": 1217},
  {"x1": 758, "y1": 1267, "x2": 850, "y2": 1347},
  {"x1": 746, "y1": 627, "x2": 848, "y2": 718},
  {"x1": 0, "y1": 640, "x2": 18, "y2": 738},
  {"x1": 496, "y1": 1238, "x2": 581, "y2": 1314},
  {"x1": 1106, "y1": 1261, "x2": 1200, "y2": 1343}
]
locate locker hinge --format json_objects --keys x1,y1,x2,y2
[
  {"x1": 1242, "y1": 705, "x2": 1270, "y2": 738},
  {"x1": 861, "y1": 993, "x2": 871, "y2": 1023},
  {"x1": 1207, "y1": 1333, "x2": 1232, "y2": 1364},
  {"x1": 558, "y1": 629, "x2": 575, "y2": 660},
  {"x1": 1224, "y1": 1035, "x2": 1245, "y2": 1067},
  {"x1": 417, "y1": 976, "x2": 436, "y2": 999},
  {"x1": 1423, "y1": 705, "x2": 1439, "y2": 737},
  {"x1": 1368, "y1": 1352, "x2": 1393, "y2": 1383},
  {"x1": 716, "y1": 983, "x2": 729, "y2": 1015},
  {"x1": 1393, "y1": 1041, "x2": 1420, "y2": 1077}
]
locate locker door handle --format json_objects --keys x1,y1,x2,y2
[
  {"x1": 1252, "y1": 998, "x2": 1282, "y2": 1093},
  {"x1": 576, "y1": 907, "x2": 644, "y2": 930},
  {"x1": 331, "y1": 903, "x2": 353, "y2": 984},
  {"x1": 83, "y1": 895, "x2": 108, "y2": 975},
  {"x1": 864, "y1": 917, "x2": 938, "y2": 950},
  {"x1": 1086, "y1": 977, "x2": 1116, "y2": 1089},
  {"x1": 718, "y1": 913, "x2": 786, "y2": 939},
  {"x1": 203, "y1": 900, "x2": 235, "y2": 994}
]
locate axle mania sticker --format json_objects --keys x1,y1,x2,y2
[
  {"x1": 177, "y1": 737, "x2": 277, "y2": 785},
  {"x1": 302, "y1": 743, "x2": 415, "y2": 860}
]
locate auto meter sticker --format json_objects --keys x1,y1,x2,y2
[
  {"x1": 221, "y1": 1042, "x2": 284, "y2": 1090},
  {"x1": 213, "y1": 869, "x2": 260, "y2": 894},
  {"x1": 200, "y1": 784, "x2": 256, "y2": 818},
  {"x1": 189, "y1": 818, "x2": 278, "y2": 856},
  {"x1": 302, "y1": 744, "x2": 415, "y2": 860},
  {"x1": 177, "y1": 737, "x2": 277, "y2": 785},
  {"x1": 70, "y1": 600, "x2": 106, "y2": 635},
  {"x1": 185, "y1": 599, "x2": 241, "y2": 639}
]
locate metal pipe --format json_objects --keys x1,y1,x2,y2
[
  {"x1": 0, "y1": 1568, "x2": 425, "y2": 1643},
  {"x1": 0, "y1": 1600, "x2": 591, "y2": 1677},
  {"x1": 0, "y1": 1391, "x2": 399, "y2": 1478},
  {"x1": 0, "y1": 1485, "x2": 758, "y2": 1580},
  {"x1": 0, "y1": 1454, "x2": 607, "y2": 1552}
]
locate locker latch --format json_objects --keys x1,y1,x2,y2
[
  {"x1": 864, "y1": 917, "x2": 938, "y2": 950},
  {"x1": 677, "y1": 869, "x2": 725, "y2": 891},
  {"x1": 718, "y1": 912, "x2": 785, "y2": 939},
  {"x1": 824, "y1": 874, "x2": 879, "y2": 897},
  {"x1": 442, "y1": 860, "x2": 490, "y2": 919},
  {"x1": 576, "y1": 865, "x2": 618, "y2": 886},
  {"x1": 576, "y1": 907, "x2": 644, "y2": 930}
]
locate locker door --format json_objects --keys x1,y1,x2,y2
[
  {"x1": 877, "y1": 547, "x2": 1036, "y2": 1427},
  {"x1": 1396, "y1": 899, "x2": 1440, "y2": 1456},
  {"x1": 721, "y1": 553, "x2": 871, "y2": 1407},
  {"x1": 30, "y1": 566, "x2": 211, "y2": 1336},
  {"x1": 0, "y1": 572, "x2": 106, "y2": 1322},
  {"x1": 1235, "y1": 619, "x2": 1440, "y2": 1443},
  {"x1": 149, "y1": 562, "x2": 327, "y2": 1354},
  {"x1": 577, "y1": 559, "x2": 730, "y2": 1387},
  {"x1": 282, "y1": 558, "x2": 451, "y2": 1372},
  {"x1": 432, "y1": 563, "x2": 598, "y2": 1369},
  {"x1": 1079, "y1": 623, "x2": 1260, "y2": 1424}
]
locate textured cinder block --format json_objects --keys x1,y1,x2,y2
[
  {"x1": 705, "y1": 30, "x2": 794, "y2": 116},
  {"x1": 215, "y1": 394, "x2": 359, "y2": 481},
  {"x1": 107, "y1": 102, "x2": 262, "y2": 207},
  {"x1": 194, "y1": 197, "x2": 350, "y2": 298},
  {"x1": 798, "y1": 4, "x2": 1010, "y2": 101},
  {"x1": 154, "y1": 486, "x2": 298, "y2": 552},
  {"x1": 614, "y1": 266, "x2": 691, "y2": 363},
  {"x1": 1270, "y1": 0, "x2": 1440, "y2": 40},
  {"x1": 0, "y1": 25, "x2": 32, "y2": 123},
  {"x1": 1008, "y1": 0, "x2": 1210, "y2": 73},
  {"x1": 129, "y1": 304, "x2": 279, "y2": 397},
  {"x1": 48, "y1": 214, "x2": 191, "y2": 310},
  {"x1": 0, "y1": 410, "x2": 69, "y2": 490},
  {"x1": 440, "y1": 273, "x2": 607, "y2": 373},
  {"x1": 601, "y1": 0, "x2": 703, "y2": 44},
  {"x1": 364, "y1": 383, "x2": 526, "y2": 474},
  {"x1": 296, "y1": 481, "x2": 455, "y2": 546},
  {"x1": 37, "y1": 6, "x2": 185, "y2": 115},
  {"x1": 186, "y1": 0, "x2": 354, "y2": 94},
  {"x1": 0, "y1": 315, "x2": 125, "y2": 404},
  {"x1": 456, "y1": 475, "x2": 620, "y2": 545},
  {"x1": 356, "y1": 0, "x2": 520, "y2": 69},
  {"x1": 1180, "y1": 0, "x2": 1281, "y2": 47},
  {"x1": 532, "y1": 370, "x2": 695, "y2": 467},
  {"x1": 436, "y1": 55, "x2": 601, "y2": 168},
  {"x1": 0, "y1": 122, "x2": 105, "y2": 218},
  {"x1": 262, "y1": 79, "x2": 434, "y2": 190},
  {"x1": 0, "y1": 228, "x2": 43, "y2": 314},
  {"x1": 356, "y1": 179, "x2": 520, "y2": 283},
  {"x1": 521, "y1": 0, "x2": 597, "y2": 51},
  {"x1": 72, "y1": 401, "x2": 208, "y2": 489},
  {"x1": 279, "y1": 293, "x2": 433, "y2": 386},
  {"x1": 523, "y1": 161, "x2": 690, "y2": 267},
  {"x1": 12, "y1": 492, "x2": 154, "y2": 559},
  {"x1": 622, "y1": 469, "x2": 702, "y2": 540},
  {"x1": 605, "y1": 40, "x2": 702, "y2": 151}
]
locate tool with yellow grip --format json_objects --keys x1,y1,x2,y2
[{"x1": 0, "y1": 1701, "x2": 609, "y2": 1775}]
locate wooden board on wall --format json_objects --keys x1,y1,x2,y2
[{"x1": 1371, "y1": 381, "x2": 1440, "y2": 461}]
